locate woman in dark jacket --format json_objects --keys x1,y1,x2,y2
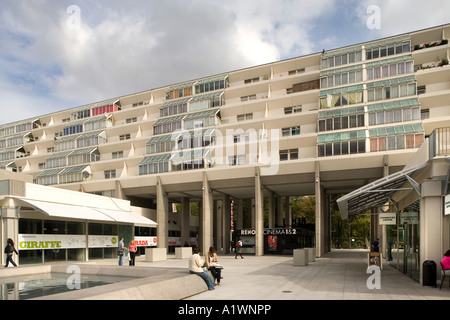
[{"x1": 4, "y1": 238, "x2": 18, "y2": 267}]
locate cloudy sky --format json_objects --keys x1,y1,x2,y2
[{"x1": 0, "y1": 0, "x2": 449, "y2": 125}]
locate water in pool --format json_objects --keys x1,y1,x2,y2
[{"x1": 0, "y1": 273, "x2": 135, "y2": 300}]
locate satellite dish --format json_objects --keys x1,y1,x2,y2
[{"x1": 82, "y1": 171, "x2": 90, "y2": 179}]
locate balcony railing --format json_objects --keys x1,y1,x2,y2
[{"x1": 429, "y1": 127, "x2": 450, "y2": 158}]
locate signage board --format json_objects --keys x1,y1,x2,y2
[
  {"x1": 400, "y1": 212, "x2": 418, "y2": 224},
  {"x1": 135, "y1": 236, "x2": 157, "y2": 247},
  {"x1": 18, "y1": 234, "x2": 118, "y2": 250},
  {"x1": 379, "y1": 213, "x2": 396, "y2": 225}
]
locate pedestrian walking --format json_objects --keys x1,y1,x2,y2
[
  {"x1": 4, "y1": 238, "x2": 18, "y2": 267},
  {"x1": 235, "y1": 238, "x2": 243, "y2": 259}
]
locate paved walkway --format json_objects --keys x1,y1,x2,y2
[{"x1": 131, "y1": 249, "x2": 450, "y2": 300}]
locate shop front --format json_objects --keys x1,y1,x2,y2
[
  {"x1": 234, "y1": 226, "x2": 315, "y2": 255},
  {"x1": 0, "y1": 178, "x2": 157, "y2": 265},
  {"x1": 383, "y1": 202, "x2": 420, "y2": 282}
]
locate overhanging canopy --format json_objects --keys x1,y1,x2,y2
[
  {"x1": 337, "y1": 162, "x2": 428, "y2": 219},
  {"x1": 16, "y1": 198, "x2": 157, "y2": 227}
]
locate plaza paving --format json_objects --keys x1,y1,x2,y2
[{"x1": 134, "y1": 248, "x2": 450, "y2": 300}]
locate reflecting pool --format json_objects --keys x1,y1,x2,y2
[{"x1": 0, "y1": 273, "x2": 135, "y2": 300}]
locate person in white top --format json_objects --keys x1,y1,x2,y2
[{"x1": 189, "y1": 247, "x2": 215, "y2": 290}]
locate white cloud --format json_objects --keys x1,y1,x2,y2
[{"x1": 0, "y1": 0, "x2": 449, "y2": 126}]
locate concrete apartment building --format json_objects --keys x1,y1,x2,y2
[{"x1": 1, "y1": 24, "x2": 449, "y2": 281}]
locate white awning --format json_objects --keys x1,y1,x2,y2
[
  {"x1": 337, "y1": 162, "x2": 428, "y2": 219},
  {"x1": 16, "y1": 198, "x2": 157, "y2": 227}
]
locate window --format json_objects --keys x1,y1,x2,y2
[
  {"x1": 195, "y1": 77, "x2": 228, "y2": 94},
  {"x1": 228, "y1": 155, "x2": 246, "y2": 166},
  {"x1": 104, "y1": 170, "x2": 116, "y2": 179},
  {"x1": 237, "y1": 113, "x2": 253, "y2": 122},
  {"x1": 279, "y1": 149, "x2": 299, "y2": 161},
  {"x1": 366, "y1": 41, "x2": 411, "y2": 61},
  {"x1": 282, "y1": 126, "x2": 301, "y2": 136},
  {"x1": 132, "y1": 102, "x2": 144, "y2": 108},
  {"x1": 119, "y1": 134, "x2": 131, "y2": 141},
  {"x1": 126, "y1": 117, "x2": 137, "y2": 123},
  {"x1": 288, "y1": 68, "x2": 305, "y2": 75},
  {"x1": 112, "y1": 151, "x2": 123, "y2": 159},
  {"x1": 284, "y1": 106, "x2": 302, "y2": 114},
  {"x1": 92, "y1": 104, "x2": 119, "y2": 116},
  {"x1": 241, "y1": 94, "x2": 257, "y2": 102},
  {"x1": 244, "y1": 77, "x2": 260, "y2": 84}
]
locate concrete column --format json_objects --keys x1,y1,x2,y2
[
  {"x1": 156, "y1": 176, "x2": 168, "y2": 251},
  {"x1": 420, "y1": 180, "x2": 444, "y2": 284},
  {"x1": 181, "y1": 197, "x2": 190, "y2": 246},
  {"x1": 268, "y1": 191, "x2": 275, "y2": 228},
  {"x1": 255, "y1": 167, "x2": 264, "y2": 256},
  {"x1": 215, "y1": 200, "x2": 223, "y2": 251},
  {"x1": 201, "y1": 172, "x2": 213, "y2": 254},
  {"x1": 250, "y1": 198, "x2": 255, "y2": 228},
  {"x1": 285, "y1": 196, "x2": 292, "y2": 228},
  {"x1": 276, "y1": 196, "x2": 283, "y2": 227},
  {"x1": 315, "y1": 161, "x2": 323, "y2": 257},
  {"x1": 1, "y1": 199, "x2": 19, "y2": 265},
  {"x1": 236, "y1": 199, "x2": 243, "y2": 230},
  {"x1": 223, "y1": 195, "x2": 231, "y2": 253}
]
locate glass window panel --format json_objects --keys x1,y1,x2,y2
[
  {"x1": 342, "y1": 141, "x2": 349, "y2": 154},
  {"x1": 341, "y1": 117, "x2": 349, "y2": 129},
  {"x1": 334, "y1": 117, "x2": 341, "y2": 130},
  {"x1": 349, "y1": 72, "x2": 356, "y2": 83},
  {"x1": 389, "y1": 64, "x2": 397, "y2": 76},
  {"x1": 415, "y1": 134, "x2": 423, "y2": 148},
  {"x1": 388, "y1": 136, "x2": 396, "y2": 150},
  {"x1": 369, "y1": 113, "x2": 377, "y2": 125},
  {"x1": 325, "y1": 143, "x2": 333, "y2": 156},
  {"x1": 370, "y1": 138, "x2": 379, "y2": 152},
  {"x1": 349, "y1": 115, "x2": 357, "y2": 128},
  {"x1": 382, "y1": 65, "x2": 389, "y2": 77},
  {"x1": 372, "y1": 48, "x2": 379, "y2": 59},
  {"x1": 394, "y1": 109, "x2": 402, "y2": 122},
  {"x1": 379, "y1": 137, "x2": 386, "y2": 151},
  {"x1": 355, "y1": 70, "x2": 362, "y2": 82},
  {"x1": 396, "y1": 135, "x2": 405, "y2": 149},
  {"x1": 403, "y1": 108, "x2": 412, "y2": 121},
  {"x1": 406, "y1": 134, "x2": 415, "y2": 148},
  {"x1": 376, "y1": 111, "x2": 385, "y2": 124},
  {"x1": 388, "y1": 45, "x2": 395, "y2": 55},
  {"x1": 358, "y1": 139, "x2": 366, "y2": 153},
  {"x1": 400, "y1": 84, "x2": 408, "y2": 97},
  {"x1": 342, "y1": 54, "x2": 348, "y2": 65},
  {"x1": 318, "y1": 120, "x2": 325, "y2": 132},
  {"x1": 350, "y1": 140, "x2": 358, "y2": 154},
  {"x1": 349, "y1": 52, "x2": 355, "y2": 63},
  {"x1": 333, "y1": 142, "x2": 341, "y2": 155},
  {"x1": 385, "y1": 110, "x2": 394, "y2": 123},
  {"x1": 408, "y1": 83, "x2": 416, "y2": 96},
  {"x1": 411, "y1": 107, "x2": 420, "y2": 120}
]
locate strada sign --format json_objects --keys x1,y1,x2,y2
[{"x1": 135, "y1": 236, "x2": 157, "y2": 247}]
